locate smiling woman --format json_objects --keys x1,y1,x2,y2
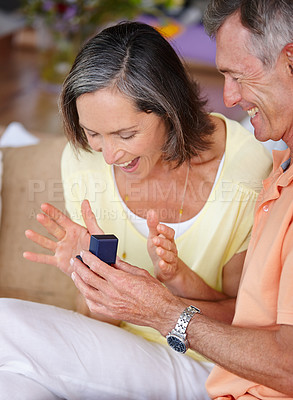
[
  {"x1": 76, "y1": 88, "x2": 167, "y2": 177},
  {"x1": 15, "y1": 21, "x2": 273, "y2": 400}
]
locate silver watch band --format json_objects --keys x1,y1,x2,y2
[{"x1": 174, "y1": 305, "x2": 201, "y2": 335}]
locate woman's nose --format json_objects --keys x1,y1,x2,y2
[{"x1": 101, "y1": 138, "x2": 123, "y2": 165}]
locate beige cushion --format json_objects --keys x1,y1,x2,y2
[
  {"x1": 0, "y1": 150, "x2": 2, "y2": 225},
  {"x1": 0, "y1": 136, "x2": 78, "y2": 309}
]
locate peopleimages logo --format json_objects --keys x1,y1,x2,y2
[
  {"x1": 28, "y1": 179, "x2": 64, "y2": 202},
  {"x1": 27, "y1": 178, "x2": 262, "y2": 204},
  {"x1": 27, "y1": 179, "x2": 109, "y2": 202}
]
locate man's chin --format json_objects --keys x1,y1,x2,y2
[
  {"x1": 250, "y1": 115, "x2": 266, "y2": 141},
  {"x1": 254, "y1": 130, "x2": 267, "y2": 142}
]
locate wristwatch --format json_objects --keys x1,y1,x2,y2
[{"x1": 166, "y1": 305, "x2": 201, "y2": 353}]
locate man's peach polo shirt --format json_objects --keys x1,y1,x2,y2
[{"x1": 206, "y1": 148, "x2": 293, "y2": 399}]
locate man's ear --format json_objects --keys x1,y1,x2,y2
[{"x1": 285, "y1": 43, "x2": 293, "y2": 75}]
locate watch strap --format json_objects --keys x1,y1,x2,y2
[{"x1": 173, "y1": 305, "x2": 201, "y2": 335}]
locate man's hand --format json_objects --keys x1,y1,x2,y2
[{"x1": 71, "y1": 251, "x2": 185, "y2": 335}]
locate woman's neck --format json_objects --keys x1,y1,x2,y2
[{"x1": 113, "y1": 115, "x2": 226, "y2": 222}]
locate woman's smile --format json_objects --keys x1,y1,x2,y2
[
  {"x1": 76, "y1": 88, "x2": 166, "y2": 179},
  {"x1": 114, "y1": 157, "x2": 140, "y2": 172}
]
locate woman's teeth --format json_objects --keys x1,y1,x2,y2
[
  {"x1": 114, "y1": 157, "x2": 139, "y2": 169},
  {"x1": 114, "y1": 160, "x2": 134, "y2": 168},
  {"x1": 247, "y1": 107, "x2": 259, "y2": 118}
]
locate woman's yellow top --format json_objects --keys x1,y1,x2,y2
[{"x1": 61, "y1": 114, "x2": 272, "y2": 360}]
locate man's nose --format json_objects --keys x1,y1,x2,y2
[{"x1": 223, "y1": 77, "x2": 242, "y2": 108}]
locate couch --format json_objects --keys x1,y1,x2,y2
[{"x1": 0, "y1": 129, "x2": 79, "y2": 310}]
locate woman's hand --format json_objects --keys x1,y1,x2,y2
[
  {"x1": 23, "y1": 199, "x2": 104, "y2": 277},
  {"x1": 147, "y1": 209, "x2": 180, "y2": 283},
  {"x1": 147, "y1": 209, "x2": 229, "y2": 301}
]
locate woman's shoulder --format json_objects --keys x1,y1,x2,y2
[
  {"x1": 61, "y1": 142, "x2": 106, "y2": 177},
  {"x1": 212, "y1": 113, "x2": 273, "y2": 189},
  {"x1": 214, "y1": 114, "x2": 272, "y2": 163}
]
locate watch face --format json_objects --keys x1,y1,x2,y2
[{"x1": 166, "y1": 335, "x2": 187, "y2": 353}]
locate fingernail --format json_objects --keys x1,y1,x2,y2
[
  {"x1": 71, "y1": 272, "x2": 76, "y2": 281},
  {"x1": 80, "y1": 250, "x2": 84, "y2": 257},
  {"x1": 70, "y1": 258, "x2": 74, "y2": 266}
]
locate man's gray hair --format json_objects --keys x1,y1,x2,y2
[{"x1": 203, "y1": 0, "x2": 293, "y2": 68}]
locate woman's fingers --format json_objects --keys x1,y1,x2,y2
[
  {"x1": 152, "y1": 236, "x2": 177, "y2": 254},
  {"x1": 25, "y1": 229, "x2": 57, "y2": 252},
  {"x1": 81, "y1": 200, "x2": 104, "y2": 235},
  {"x1": 156, "y1": 223, "x2": 175, "y2": 241},
  {"x1": 146, "y1": 209, "x2": 160, "y2": 239},
  {"x1": 156, "y1": 247, "x2": 177, "y2": 264},
  {"x1": 40, "y1": 203, "x2": 74, "y2": 233},
  {"x1": 23, "y1": 251, "x2": 57, "y2": 267},
  {"x1": 36, "y1": 213, "x2": 65, "y2": 241}
]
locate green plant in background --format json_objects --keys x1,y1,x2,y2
[
  {"x1": 22, "y1": 0, "x2": 179, "y2": 44},
  {"x1": 21, "y1": 0, "x2": 179, "y2": 85}
]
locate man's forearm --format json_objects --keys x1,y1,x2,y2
[
  {"x1": 164, "y1": 312, "x2": 293, "y2": 396},
  {"x1": 180, "y1": 297, "x2": 235, "y2": 324},
  {"x1": 71, "y1": 255, "x2": 293, "y2": 395}
]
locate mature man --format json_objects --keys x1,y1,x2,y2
[{"x1": 71, "y1": 0, "x2": 293, "y2": 398}]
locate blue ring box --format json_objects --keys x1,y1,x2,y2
[{"x1": 76, "y1": 234, "x2": 118, "y2": 266}]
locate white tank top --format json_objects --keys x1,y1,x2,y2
[{"x1": 112, "y1": 154, "x2": 225, "y2": 239}]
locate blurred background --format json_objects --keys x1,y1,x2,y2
[
  {"x1": 0, "y1": 1, "x2": 284, "y2": 309},
  {"x1": 0, "y1": 0, "x2": 246, "y2": 138}
]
